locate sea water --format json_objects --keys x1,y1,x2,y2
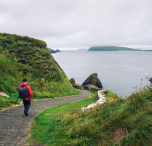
[{"x1": 52, "y1": 51, "x2": 152, "y2": 97}]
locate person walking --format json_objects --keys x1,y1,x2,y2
[{"x1": 18, "y1": 78, "x2": 33, "y2": 116}]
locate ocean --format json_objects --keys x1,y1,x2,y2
[{"x1": 52, "y1": 51, "x2": 152, "y2": 97}]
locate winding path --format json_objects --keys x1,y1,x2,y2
[{"x1": 0, "y1": 90, "x2": 91, "y2": 146}]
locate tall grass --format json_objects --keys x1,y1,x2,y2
[{"x1": 28, "y1": 88, "x2": 152, "y2": 145}]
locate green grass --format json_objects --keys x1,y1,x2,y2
[
  {"x1": 0, "y1": 33, "x2": 79, "y2": 110},
  {"x1": 0, "y1": 96, "x2": 14, "y2": 111},
  {"x1": 0, "y1": 93, "x2": 22, "y2": 110},
  {"x1": 0, "y1": 33, "x2": 78, "y2": 94},
  {"x1": 27, "y1": 91, "x2": 112, "y2": 145},
  {"x1": 28, "y1": 88, "x2": 152, "y2": 145},
  {"x1": 27, "y1": 91, "x2": 97, "y2": 144},
  {"x1": 85, "y1": 84, "x2": 98, "y2": 88}
]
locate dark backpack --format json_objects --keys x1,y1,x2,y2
[{"x1": 18, "y1": 85, "x2": 28, "y2": 99}]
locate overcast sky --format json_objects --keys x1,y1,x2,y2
[{"x1": 0, "y1": 0, "x2": 152, "y2": 50}]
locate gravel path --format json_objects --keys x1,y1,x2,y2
[{"x1": 0, "y1": 90, "x2": 91, "y2": 146}]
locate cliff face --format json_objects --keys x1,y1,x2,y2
[{"x1": 0, "y1": 33, "x2": 77, "y2": 96}]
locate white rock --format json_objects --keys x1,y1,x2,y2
[{"x1": 81, "y1": 90, "x2": 108, "y2": 112}]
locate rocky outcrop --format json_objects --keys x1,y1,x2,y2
[
  {"x1": 82, "y1": 73, "x2": 103, "y2": 89},
  {"x1": 150, "y1": 77, "x2": 152, "y2": 86},
  {"x1": 81, "y1": 90, "x2": 107, "y2": 112},
  {"x1": 70, "y1": 78, "x2": 84, "y2": 89},
  {"x1": 49, "y1": 48, "x2": 61, "y2": 53},
  {"x1": 70, "y1": 78, "x2": 76, "y2": 84},
  {"x1": 149, "y1": 77, "x2": 152, "y2": 83}
]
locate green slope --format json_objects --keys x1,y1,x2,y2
[
  {"x1": 88, "y1": 46, "x2": 138, "y2": 51},
  {"x1": 0, "y1": 33, "x2": 78, "y2": 106},
  {"x1": 28, "y1": 88, "x2": 152, "y2": 145}
]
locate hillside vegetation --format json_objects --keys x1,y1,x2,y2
[
  {"x1": 28, "y1": 88, "x2": 152, "y2": 145},
  {"x1": 0, "y1": 33, "x2": 78, "y2": 109},
  {"x1": 88, "y1": 46, "x2": 138, "y2": 51}
]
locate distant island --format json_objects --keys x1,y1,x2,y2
[
  {"x1": 88, "y1": 46, "x2": 139, "y2": 51},
  {"x1": 77, "y1": 48, "x2": 88, "y2": 51},
  {"x1": 49, "y1": 48, "x2": 61, "y2": 53},
  {"x1": 143, "y1": 50, "x2": 152, "y2": 51}
]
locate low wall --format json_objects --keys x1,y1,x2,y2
[{"x1": 81, "y1": 90, "x2": 107, "y2": 112}]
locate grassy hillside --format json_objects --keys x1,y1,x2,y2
[
  {"x1": 0, "y1": 33, "x2": 78, "y2": 109},
  {"x1": 28, "y1": 88, "x2": 152, "y2": 145},
  {"x1": 27, "y1": 91, "x2": 98, "y2": 145},
  {"x1": 88, "y1": 46, "x2": 138, "y2": 51}
]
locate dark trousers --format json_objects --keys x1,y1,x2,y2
[{"x1": 23, "y1": 99, "x2": 31, "y2": 112}]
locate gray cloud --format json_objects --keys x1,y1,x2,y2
[{"x1": 0, "y1": 0, "x2": 152, "y2": 50}]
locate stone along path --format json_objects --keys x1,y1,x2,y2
[{"x1": 0, "y1": 90, "x2": 91, "y2": 146}]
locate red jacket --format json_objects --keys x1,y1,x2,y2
[{"x1": 18, "y1": 83, "x2": 33, "y2": 100}]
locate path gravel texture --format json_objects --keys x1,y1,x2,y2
[{"x1": 0, "y1": 90, "x2": 91, "y2": 146}]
